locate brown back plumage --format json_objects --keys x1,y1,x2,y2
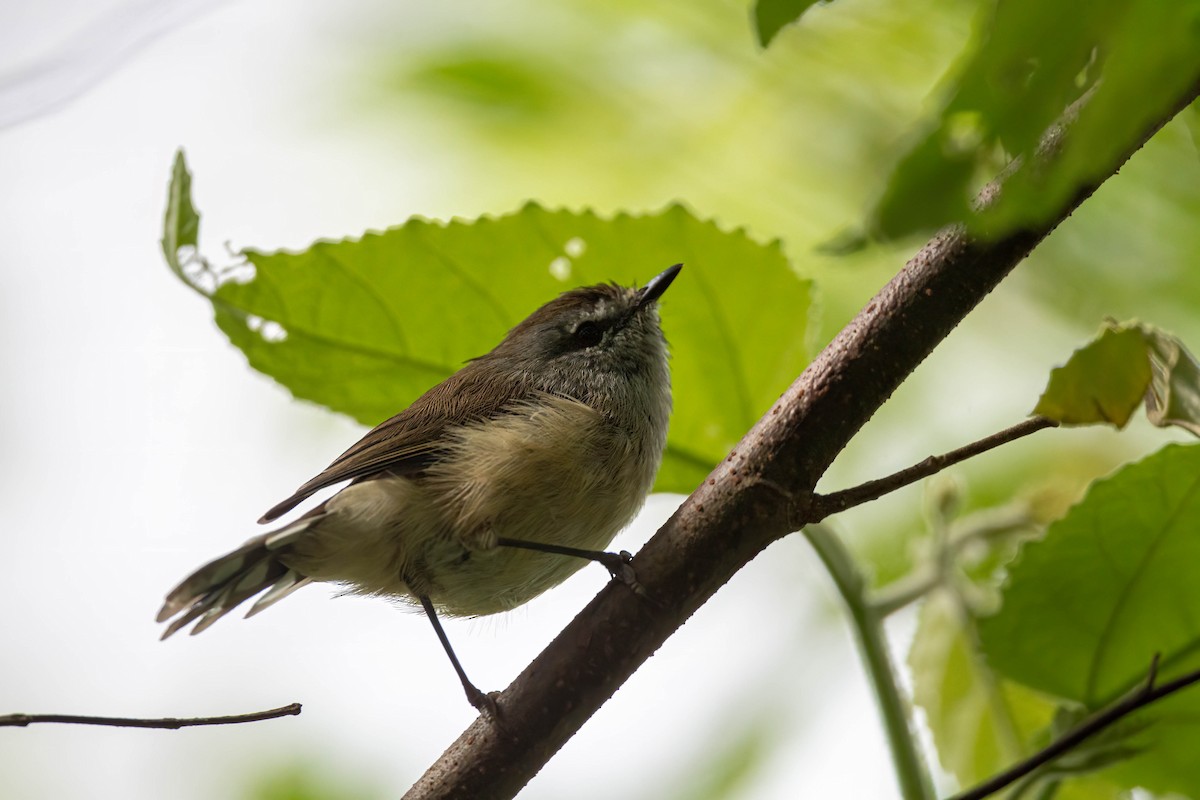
[
  {"x1": 257, "y1": 282, "x2": 635, "y2": 524},
  {"x1": 258, "y1": 362, "x2": 531, "y2": 523}
]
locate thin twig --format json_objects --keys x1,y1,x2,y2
[
  {"x1": 951, "y1": 655, "x2": 1200, "y2": 800},
  {"x1": 0, "y1": 703, "x2": 301, "y2": 730},
  {"x1": 811, "y1": 417, "x2": 1058, "y2": 521}
]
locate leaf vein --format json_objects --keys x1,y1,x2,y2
[{"x1": 1085, "y1": 467, "x2": 1200, "y2": 703}]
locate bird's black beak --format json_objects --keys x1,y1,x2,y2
[{"x1": 636, "y1": 263, "x2": 683, "y2": 310}]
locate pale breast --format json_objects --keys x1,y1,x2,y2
[
  {"x1": 416, "y1": 393, "x2": 657, "y2": 615},
  {"x1": 282, "y1": 394, "x2": 660, "y2": 617}
]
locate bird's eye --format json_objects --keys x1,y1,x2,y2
[{"x1": 572, "y1": 320, "x2": 604, "y2": 348}]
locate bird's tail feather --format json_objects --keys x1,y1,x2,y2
[{"x1": 157, "y1": 516, "x2": 317, "y2": 639}]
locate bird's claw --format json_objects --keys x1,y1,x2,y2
[
  {"x1": 601, "y1": 550, "x2": 646, "y2": 597},
  {"x1": 466, "y1": 685, "x2": 501, "y2": 720}
]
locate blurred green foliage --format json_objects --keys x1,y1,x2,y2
[
  {"x1": 667, "y1": 714, "x2": 781, "y2": 800},
  {"x1": 351, "y1": 0, "x2": 976, "y2": 341},
  {"x1": 245, "y1": 761, "x2": 381, "y2": 800},
  {"x1": 873, "y1": 0, "x2": 1200, "y2": 241},
  {"x1": 909, "y1": 592, "x2": 1054, "y2": 788}
]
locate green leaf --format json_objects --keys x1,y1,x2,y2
[
  {"x1": 978, "y1": 444, "x2": 1200, "y2": 793},
  {"x1": 980, "y1": 444, "x2": 1200, "y2": 704},
  {"x1": 909, "y1": 592, "x2": 1054, "y2": 786},
  {"x1": 985, "y1": 0, "x2": 1200, "y2": 238},
  {"x1": 161, "y1": 149, "x2": 200, "y2": 278},
  {"x1": 1032, "y1": 323, "x2": 1151, "y2": 427},
  {"x1": 1033, "y1": 321, "x2": 1200, "y2": 437},
  {"x1": 1144, "y1": 329, "x2": 1200, "y2": 437},
  {"x1": 753, "y1": 0, "x2": 825, "y2": 48},
  {"x1": 162, "y1": 157, "x2": 813, "y2": 494},
  {"x1": 872, "y1": 0, "x2": 1200, "y2": 241}
]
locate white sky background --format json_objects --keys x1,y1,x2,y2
[{"x1": 0, "y1": 2, "x2": 910, "y2": 798}]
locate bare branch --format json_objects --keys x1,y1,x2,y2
[
  {"x1": 403, "y1": 77, "x2": 1200, "y2": 800},
  {"x1": 950, "y1": 655, "x2": 1200, "y2": 800},
  {"x1": 0, "y1": 703, "x2": 301, "y2": 730},
  {"x1": 811, "y1": 416, "x2": 1058, "y2": 521}
]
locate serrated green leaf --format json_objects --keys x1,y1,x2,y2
[
  {"x1": 1033, "y1": 324, "x2": 1151, "y2": 427},
  {"x1": 161, "y1": 162, "x2": 813, "y2": 495},
  {"x1": 753, "y1": 0, "x2": 825, "y2": 48},
  {"x1": 161, "y1": 149, "x2": 200, "y2": 278},
  {"x1": 979, "y1": 444, "x2": 1200, "y2": 705},
  {"x1": 978, "y1": 444, "x2": 1200, "y2": 794}
]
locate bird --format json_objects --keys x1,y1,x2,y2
[{"x1": 157, "y1": 263, "x2": 680, "y2": 710}]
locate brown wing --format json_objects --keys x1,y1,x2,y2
[{"x1": 258, "y1": 362, "x2": 531, "y2": 523}]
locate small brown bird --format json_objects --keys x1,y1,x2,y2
[{"x1": 158, "y1": 264, "x2": 680, "y2": 709}]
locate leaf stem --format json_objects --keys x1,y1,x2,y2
[
  {"x1": 812, "y1": 417, "x2": 1057, "y2": 521},
  {"x1": 803, "y1": 524, "x2": 935, "y2": 800}
]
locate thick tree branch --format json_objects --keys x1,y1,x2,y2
[
  {"x1": 0, "y1": 703, "x2": 301, "y2": 729},
  {"x1": 405, "y1": 79, "x2": 1200, "y2": 800},
  {"x1": 811, "y1": 416, "x2": 1058, "y2": 521}
]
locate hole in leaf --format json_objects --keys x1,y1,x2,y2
[{"x1": 549, "y1": 256, "x2": 571, "y2": 281}]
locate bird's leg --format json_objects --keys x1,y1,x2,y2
[
  {"x1": 495, "y1": 537, "x2": 641, "y2": 592},
  {"x1": 418, "y1": 595, "x2": 498, "y2": 717}
]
